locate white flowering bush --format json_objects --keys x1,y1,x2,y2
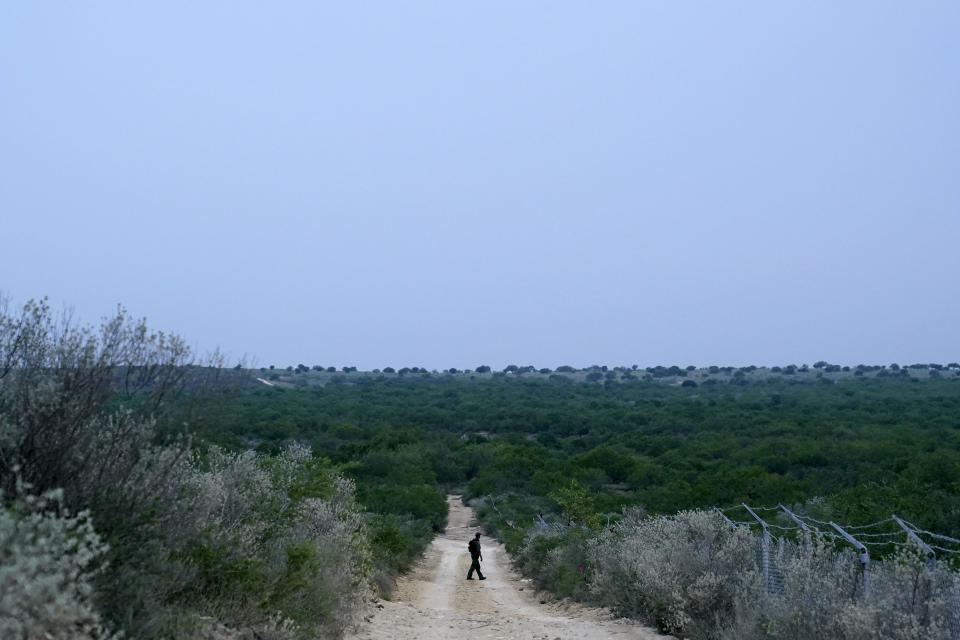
[
  {"x1": 1, "y1": 299, "x2": 374, "y2": 639},
  {"x1": 572, "y1": 508, "x2": 960, "y2": 640},
  {"x1": 859, "y1": 547, "x2": 958, "y2": 640},
  {"x1": 0, "y1": 484, "x2": 117, "y2": 639},
  {"x1": 756, "y1": 539, "x2": 959, "y2": 640},
  {"x1": 587, "y1": 508, "x2": 762, "y2": 638},
  {"x1": 1, "y1": 418, "x2": 371, "y2": 640},
  {"x1": 170, "y1": 444, "x2": 371, "y2": 638}
]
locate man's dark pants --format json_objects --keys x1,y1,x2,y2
[{"x1": 467, "y1": 557, "x2": 484, "y2": 580}]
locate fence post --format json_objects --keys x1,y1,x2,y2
[
  {"x1": 831, "y1": 522, "x2": 870, "y2": 597},
  {"x1": 779, "y1": 503, "x2": 812, "y2": 550},
  {"x1": 892, "y1": 514, "x2": 936, "y2": 570},
  {"x1": 714, "y1": 507, "x2": 737, "y2": 531},
  {"x1": 778, "y1": 503, "x2": 810, "y2": 532},
  {"x1": 744, "y1": 504, "x2": 771, "y2": 590}
]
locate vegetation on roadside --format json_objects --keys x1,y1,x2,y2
[
  {"x1": 3, "y1": 295, "x2": 959, "y2": 638},
  {"x1": 0, "y1": 299, "x2": 369, "y2": 639}
]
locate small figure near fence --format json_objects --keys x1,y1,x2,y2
[{"x1": 466, "y1": 532, "x2": 485, "y2": 580}]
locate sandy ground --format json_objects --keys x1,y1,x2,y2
[{"x1": 346, "y1": 495, "x2": 670, "y2": 640}]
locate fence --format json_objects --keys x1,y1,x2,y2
[
  {"x1": 716, "y1": 502, "x2": 960, "y2": 638},
  {"x1": 714, "y1": 503, "x2": 960, "y2": 591},
  {"x1": 534, "y1": 502, "x2": 960, "y2": 638}
]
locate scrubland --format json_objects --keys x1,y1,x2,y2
[{"x1": 2, "y1": 297, "x2": 958, "y2": 638}]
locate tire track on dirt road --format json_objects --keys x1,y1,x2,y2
[{"x1": 347, "y1": 495, "x2": 671, "y2": 640}]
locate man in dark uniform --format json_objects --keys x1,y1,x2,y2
[{"x1": 467, "y1": 532, "x2": 485, "y2": 580}]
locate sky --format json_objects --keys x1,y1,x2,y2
[{"x1": 1, "y1": 2, "x2": 958, "y2": 371}]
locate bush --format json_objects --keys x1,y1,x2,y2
[
  {"x1": 758, "y1": 540, "x2": 959, "y2": 640},
  {"x1": 0, "y1": 484, "x2": 116, "y2": 640},
  {"x1": 588, "y1": 509, "x2": 762, "y2": 638},
  {"x1": 515, "y1": 526, "x2": 592, "y2": 599},
  {"x1": 173, "y1": 444, "x2": 371, "y2": 638},
  {"x1": 583, "y1": 512, "x2": 960, "y2": 640}
]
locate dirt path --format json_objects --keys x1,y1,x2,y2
[{"x1": 347, "y1": 495, "x2": 670, "y2": 640}]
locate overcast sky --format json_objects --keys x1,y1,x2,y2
[{"x1": 2, "y1": 2, "x2": 958, "y2": 370}]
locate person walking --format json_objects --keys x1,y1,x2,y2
[{"x1": 466, "y1": 532, "x2": 485, "y2": 580}]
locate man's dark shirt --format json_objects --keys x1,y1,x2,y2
[{"x1": 468, "y1": 538, "x2": 481, "y2": 559}]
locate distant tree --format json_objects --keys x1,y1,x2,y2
[
  {"x1": 586, "y1": 372, "x2": 604, "y2": 382},
  {"x1": 813, "y1": 361, "x2": 829, "y2": 369},
  {"x1": 681, "y1": 379, "x2": 698, "y2": 387},
  {"x1": 312, "y1": 365, "x2": 323, "y2": 371},
  {"x1": 539, "y1": 368, "x2": 552, "y2": 374},
  {"x1": 448, "y1": 368, "x2": 459, "y2": 374},
  {"x1": 286, "y1": 366, "x2": 294, "y2": 372},
  {"x1": 686, "y1": 365, "x2": 696, "y2": 371},
  {"x1": 556, "y1": 365, "x2": 576, "y2": 373},
  {"x1": 475, "y1": 365, "x2": 491, "y2": 373},
  {"x1": 503, "y1": 365, "x2": 519, "y2": 374},
  {"x1": 269, "y1": 365, "x2": 275, "y2": 370},
  {"x1": 890, "y1": 363, "x2": 901, "y2": 370},
  {"x1": 326, "y1": 366, "x2": 336, "y2": 373},
  {"x1": 383, "y1": 366, "x2": 396, "y2": 373}
]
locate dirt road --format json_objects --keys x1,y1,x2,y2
[{"x1": 347, "y1": 495, "x2": 669, "y2": 640}]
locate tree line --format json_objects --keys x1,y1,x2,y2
[{"x1": 3, "y1": 295, "x2": 958, "y2": 638}]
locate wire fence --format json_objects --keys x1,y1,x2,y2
[
  {"x1": 534, "y1": 501, "x2": 960, "y2": 638},
  {"x1": 715, "y1": 502, "x2": 960, "y2": 567},
  {"x1": 717, "y1": 502, "x2": 960, "y2": 639}
]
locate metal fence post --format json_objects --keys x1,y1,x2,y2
[
  {"x1": 831, "y1": 521, "x2": 870, "y2": 598},
  {"x1": 892, "y1": 514, "x2": 936, "y2": 570},
  {"x1": 779, "y1": 503, "x2": 812, "y2": 551},
  {"x1": 714, "y1": 507, "x2": 737, "y2": 531},
  {"x1": 743, "y1": 504, "x2": 771, "y2": 591}
]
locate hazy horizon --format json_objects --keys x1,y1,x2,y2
[{"x1": 3, "y1": 3, "x2": 958, "y2": 370}]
